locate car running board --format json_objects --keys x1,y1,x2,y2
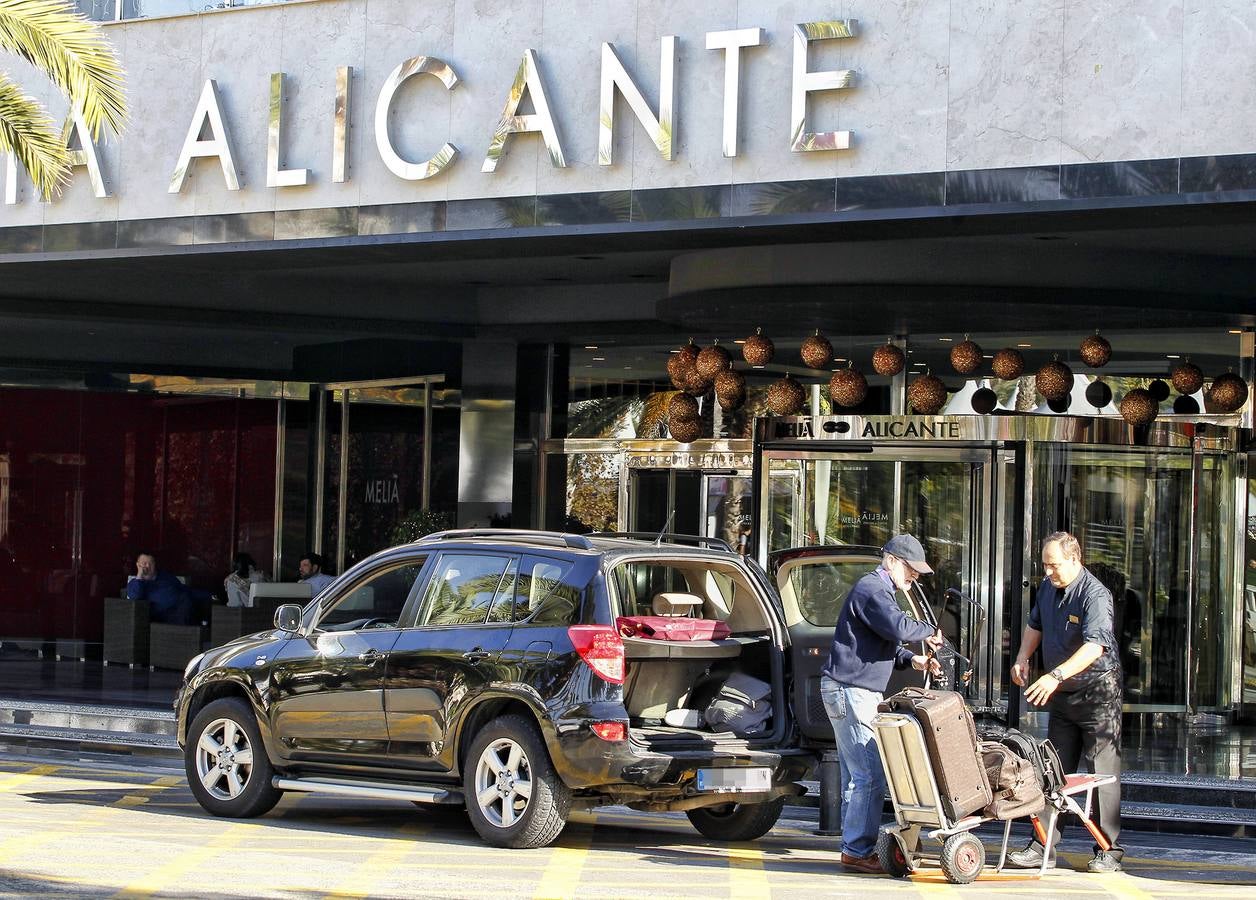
[{"x1": 272, "y1": 775, "x2": 463, "y2": 806}]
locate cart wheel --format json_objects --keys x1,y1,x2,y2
[
  {"x1": 940, "y1": 833, "x2": 986, "y2": 884},
  {"x1": 876, "y1": 831, "x2": 911, "y2": 878}
]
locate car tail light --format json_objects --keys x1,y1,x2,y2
[
  {"x1": 568, "y1": 625, "x2": 625, "y2": 684},
  {"x1": 591, "y1": 721, "x2": 626, "y2": 742}
]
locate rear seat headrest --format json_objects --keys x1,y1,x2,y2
[{"x1": 652, "y1": 592, "x2": 704, "y2": 617}]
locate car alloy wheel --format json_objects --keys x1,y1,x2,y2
[
  {"x1": 473, "y1": 736, "x2": 534, "y2": 828},
  {"x1": 194, "y1": 716, "x2": 255, "y2": 801}
]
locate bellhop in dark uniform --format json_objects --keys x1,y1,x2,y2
[{"x1": 1009, "y1": 531, "x2": 1124, "y2": 874}]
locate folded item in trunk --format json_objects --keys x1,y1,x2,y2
[
  {"x1": 703, "y1": 671, "x2": 772, "y2": 737},
  {"x1": 616, "y1": 615, "x2": 732, "y2": 641}
]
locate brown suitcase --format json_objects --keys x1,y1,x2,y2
[{"x1": 880, "y1": 687, "x2": 992, "y2": 822}]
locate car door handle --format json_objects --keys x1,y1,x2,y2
[
  {"x1": 359, "y1": 648, "x2": 384, "y2": 662},
  {"x1": 462, "y1": 649, "x2": 492, "y2": 663}
]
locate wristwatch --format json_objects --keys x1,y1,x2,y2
[{"x1": 1049, "y1": 667, "x2": 1066, "y2": 682}]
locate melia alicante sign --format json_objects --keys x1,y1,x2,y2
[{"x1": 2, "y1": 20, "x2": 857, "y2": 206}]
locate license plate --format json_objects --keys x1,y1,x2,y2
[{"x1": 695, "y1": 767, "x2": 772, "y2": 793}]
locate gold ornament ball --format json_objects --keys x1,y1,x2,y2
[
  {"x1": 872, "y1": 343, "x2": 906, "y2": 376},
  {"x1": 1207, "y1": 373, "x2": 1249, "y2": 412},
  {"x1": 1080, "y1": 332, "x2": 1112, "y2": 368},
  {"x1": 696, "y1": 343, "x2": 732, "y2": 379},
  {"x1": 991, "y1": 348, "x2": 1025, "y2": 380},
  {"x1": 766, "y1": 376, "x2": 806, "y2": 416},
  {"x1": 668, "y1": 414, "x2": 701, "y2": 444},
  {"x1": 742, "y1": 329, "x2": 775, "y2": 367},
  {"x1": 908, "y1": 373, "x2": 948, "y2": 414},
  {"x1": 714, "y1": 368, "x2": 747, "y2": 411},
  {"x1": 1119, "y1": 388, "x2": 1158, "y2": 426},
  {"x1": 669, "y1": 392, "x2": 699, "y2": 421},
  {"x1": 681, "y1": 367, "x2": 713, "y2": 396},
  {"x1": 667, "y1": 342, "x2": 699, "y2": 390},
  {"x1": 950, "y1": 338, "x2": 984, "y2": 375},
  {"x1": 1170, "y1": 360, "x2": 1204, "y2": 396},
  {"x1": 828, "y1": 366, "x2": 868, "y2": 408},
  {"x1": 1035, "y1": 359, "x2": 1073, "y2": 401},
  {"x1": 800, "y1": 332, "x2": 834, "y2": 369}
]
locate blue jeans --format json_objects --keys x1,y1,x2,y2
[{"x1": 821, "y1": 676, "x2": 887, "y2": 858}]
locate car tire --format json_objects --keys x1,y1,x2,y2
[
  {"x1": 185, "y1": 697, "x2": 281, "y2": 819},
  {"x1": 463, "y1": 714, "x2": 571, "y2": 849},
  {"x1": 685, "y1": 797, "x2": 785, "y2": 841}
]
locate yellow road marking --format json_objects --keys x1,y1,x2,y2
[
  {"x1": 110, "y1": 822, "x2": 255, "y2": 898},
  {"x1": 727, "y1": 843, "x2": 770, "y2": 899},
  {"x1": 533, "y1": 828, "x2": 592, "y2": 899},
  {"x1": 1097, "y1": 873, "x2": 1174, "y2": 900},
  {"x1": 321, "y1": 822, "x2": 427, "y2": 899},
  {"x1": 0, "y1": 763, "x2": 58, "y2": 792}
]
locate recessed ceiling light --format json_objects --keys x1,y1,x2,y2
[
  {"x1": 734, "y1": 339, "x2": 747, "y2": 344},
  {"x1": 939, "y1": 337, "x2": 953, "y2": 342},
  {"x1": 1229, "y1": 329, "x2": 1243, "y2": 334},
  {"x1": 1017, "y1": 343, "x2": 1032, "y2": 348},
  {"x1": 592, "y1": 356, "x2": 605, "y2": 361},
  {"x1": 584, "y1": 345, "x2": 598, "y2": 350},
  {"x1": 983, "y1": 354, "x2": 993, "y2": 359},
  {"x1": 1166, "y1": 354, "x2": 1180, "y2": 359},
  {"x1": 623, "y1": 365, "x2": 632, "y2": 370},
  {"x1": 669, "y1": 349, "x2": 680, "y2": 354}
]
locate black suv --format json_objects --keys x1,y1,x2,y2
[{"x1": 177, "y1": 531, "x2": 950, "y2": 848}]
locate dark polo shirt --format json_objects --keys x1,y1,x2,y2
[{"x1": 1028, "y1": 566, "x2": 1120, "y2": 691}]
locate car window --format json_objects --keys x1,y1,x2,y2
[
  {"x1": 788, "y1": 560, "x2": 926, "y2": 627},
  {"x1": 317, "y1": 560, "x2": 427, "y2": 629},
  {"x1": 611, "y1": 563, "x2": 688, "y2": 617},
  {"x1": 419, "y1": 553, "x2": 513, "y2": 626},
  {"x1": 514, "y1": 555, "x2": 582, "y2": 625}
]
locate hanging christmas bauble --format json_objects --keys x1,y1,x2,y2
[
  {"x1": 1170, "y1": 359, "x2": 1204, "y2": 395},
  {"x1": 669, "y1": 392, "x2": 699, "y2": 421},
  {"x1": 1119, "y1": 388, "x2": 1158, "y2": 426},
  {"x1": 680, "y1": 364, "x2": 713, "y2": 396},
  {"x1": 742, "y1": 328, "x2": 775, "y2": 367},
  {"x1": 696, "y1": 342, "x2": 732, "y2": 379},
  {"x1": 1079, "y1": 331, "x2": 1112, "y2": 368},
  {"x1": 1206, "y1": 372, "x2": 1249, "y2": 412},
  {"x1": 1173, "y1": 394, "x2": 1200, "y2": 415},
  {"x1": 908, "y1": 373, "x2": 947, "y2": 414},
  {"x1": 1148, "y1": 379, "x2": 1171, "y2": 403},
  {"x1": 828, "y1": 365, "x2": 868, "y2": 408},
  {"x1": 667, "y1": 340, "x2": 699, "y2": 391},
  {"x1": 800, "y1": 330, "x2": 834, "y2": 369},
  {"x1": 950, "y1": 336, "x2": 984, "y2": 375},
  {"x1": 766, "y1": 375, "x2": 806, "y2": 416},
  {"x1": 971, "y1": 387, "x2": 998, "y2": 415},
  {"x1": 1085, "y1": 380, "x2": 1112, "y2": 409},
  {"x1": 1047, "y1": 394, "x2": 1073, "y2": 413},
  {"x1": 872, "y1": 342, "x2": 906, "y2": 376},
  {"x1": 714, "y1": 367, "x2": 747, "y2": 411},
  {"x1": 1035, "y1": 358, "x2": 1073, "y2": 401},
  {"x1": 991, "y1": 348, "x2": 1025, "y2": 380},
  {"x1": 668, "y1": 413, "x2": 701, "y2": 444}
]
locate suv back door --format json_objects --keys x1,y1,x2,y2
[{"x1": 772, "y1": 547, "x2": 935, "y2": 743}]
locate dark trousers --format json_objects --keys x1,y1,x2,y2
[{"x1": 1043, "y1": 669, "x2": 1123, "y2": 859}]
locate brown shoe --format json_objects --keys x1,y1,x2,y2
[{"x1": 841, "y1": 853, "x2": 885, "y2": 875}]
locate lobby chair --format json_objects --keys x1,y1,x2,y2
[
  {"x1": 149, "y1": 621, "x2": 206, "y2": 671},
  {"x1": 103, "y1": 596, "x2": 150, "y2": 667},
  {"x1": 210, "y1": 583, "x2": 312, "y2": 647}
]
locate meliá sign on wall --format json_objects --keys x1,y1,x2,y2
[{"x1": 2, "y1": 20, "x2": 857, "y2": 205}]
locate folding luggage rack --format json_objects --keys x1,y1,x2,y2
[{"x1": 872, "y1": 712, "x2": 1115, "y2": 884}]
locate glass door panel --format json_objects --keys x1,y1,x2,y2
[{"x1": 703, "y1": 475, "x2": 752, "y2": 555}]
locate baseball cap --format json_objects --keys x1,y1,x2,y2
[{"x1": 882, "y1": 534, "x2": 934, "y2": 574}]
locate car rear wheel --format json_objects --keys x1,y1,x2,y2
[
  {"x1": 686, "y1": 797, "x2": 785, "y2": 841},
  {"x1": 463, "y1": 714, "x2": 571, "y2": 849},
  {"x1": 185, "y1": 697, "x2": 281, "y2": 819}
]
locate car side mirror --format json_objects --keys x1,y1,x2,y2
[{"x1": 274, "y1": 604, "x2": 302, "y2": 633}]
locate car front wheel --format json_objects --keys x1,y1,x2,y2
[
  {"x1": 686, "y1": 797, "x2": 785, "y2": 841},
  {"x1": 463, "y1": 714, "x2": 571, "y2": 849},
  {"x1": 185, "y1": 697, "x2": 281, "y2": 819}
]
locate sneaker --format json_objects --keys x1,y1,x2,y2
[
  {"x1": 1005, "y1": 843, "x2": 1056, "y2": 870},
  {"x1": 1087, "y1": 851, "x2": 1123, "y2": 874},
  {"x1": 841, "y1": 852, "x2": 885, "y2": 875}
]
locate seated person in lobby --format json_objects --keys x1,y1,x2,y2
[
  {"x1": 223, "y1": 552, "x2": 268, "y2": 608},
  {"x1": 298, "y1": 552, "x2": 335, "y2": 595},
  {"x1": 126, "y1": 551, "x2": 210, "y2": 625}
]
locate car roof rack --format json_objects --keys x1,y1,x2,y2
[
  {"x1": 588, "y1": 532, "x2": 734, "y2": 553},
  {"x1": 417, "y1": 529, "x2": 593, "y2": 550}
]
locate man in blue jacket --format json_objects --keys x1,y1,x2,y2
[
  {"x1": 821, "y1": 534, "x2": 943, "y2": 874},
  {"x1": 126, "y1": 551, "x2": 203, "y2": 625}
]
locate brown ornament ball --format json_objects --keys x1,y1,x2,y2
[
  {"x1": 666, "y1": 341, "x2": 700, "y2": 390},
  {"x1": 991, "y1": 347, "x2": 1025, "y2": 380},
  {"x1": 1079, "y1": 332, "x2": 1112, "y2": 368},
  {"x1": 696, "y1": 342, "x2": 732, "y2": 379},
  {"x1": 908, "y1": 373, "x2": 948, "y2": 415},
  {"x1": 668, "y1": 414, "x2": 701, "y2": 444},
  {"x1": 1119, "y1": 388, "x2": 1158, "y2": 426},
  {"x1": 714, "y1": 368, "x2": 747, "y2": 411},
  {"x1": 742, "y1": 328, "x2": 775, "y2": 367},
  {"x1": 950, "y1": 338, "x2": 984, "y2": 375},
  {"x1": 800, "y1": 331, "x2": 834, "y2": 370},
  {"x1": 766, "y1": 375, "x2": 806, "y2": 416},
  {"x1": 1207, "y1": 373, "x2": 1249, "y2": 412},
  {"x1": 680, "y1": 366, "x2": 713, "y2": 396},
  {"x1": 669, "y1": 392, "x2": 700, "y2": 421},
  {"x1": 1170, "y1": 360, "x2": 1204, "y2": 395},
  {"x1": 828, "y1": 366, "x2": 868, "y2": 408},
  {"x1": 1035, "y1": 359, "x2": 1073, "y2": 401},
  {"x1": 872, "y1": 343, "x2": 906, "y2": 376}
]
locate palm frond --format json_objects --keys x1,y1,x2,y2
[
  {"x1": 0, "y1": 71, "x2": 67, "y2": 197},
  {"x1": 0, "y1": 0, "x2": 127, "y2": 139}
]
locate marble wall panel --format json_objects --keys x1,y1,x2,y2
[
  {"x1": 1061, "y1": 0, "x2": 1182, "y2": 164},
  {"x1": 533, "y1": 0, "x2": 639, "y2": 196},
  {"x1": 947, "y1": 0, "x2": 1065, "y2": 170},
  {"x1": 1182, "y1": 0, "x2": 1256, "y2": 157}
]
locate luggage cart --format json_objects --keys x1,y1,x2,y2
[{"x1": 872, "y1": 712, "x2": 1115, "y2": 884}]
